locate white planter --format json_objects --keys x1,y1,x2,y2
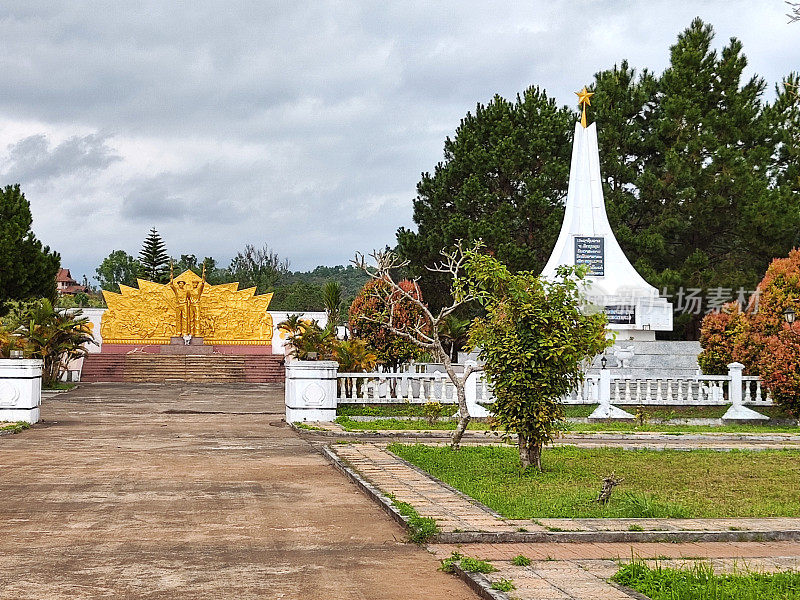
[
  {"x1": 285, "y1": 360, "x2": 338, "y2": 422},
  {"x1": 0, "y1": 359, "x2": 43, "y2": 424}
]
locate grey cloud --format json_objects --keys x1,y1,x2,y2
[{"x1": 3, "y1": 133, "x2": 121, "y2": 184}]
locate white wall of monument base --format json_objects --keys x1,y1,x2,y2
[{"x1": 0, "y1": 359, "x2": 43, "y2": 424}]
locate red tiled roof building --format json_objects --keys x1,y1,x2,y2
[{"x1": 56, "y1": 268, "x2": 89, "y2": 295}]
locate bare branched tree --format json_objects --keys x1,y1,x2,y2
[
  {"x1": 788, "y1": 1, "x2": 800, "y2": 22},
  {"x1": 353, "y1": 241, "x2": 483, "y2": 449}
]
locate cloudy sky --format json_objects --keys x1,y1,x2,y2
[{"x1": 1, "y1": 1, "x2": 797, "y2": 282}]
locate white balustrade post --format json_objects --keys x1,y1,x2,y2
[
  {"x1": 464, "y1": 360, "x2": 489, "y2": 418},
  {"x1": 588, "y1": 369, "x2": 634, "y2": 420},
  {"x1": 721, "y1": 362, "x2": 767, "y2": 422},
  {"x1": 0, "y1": 359, "x2": 43, "y2": 424},
  {"x1": 285, "y1": 360, "x2": 338, "y2": 422}
]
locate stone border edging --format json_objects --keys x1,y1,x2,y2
[
  {"x1": 451, "y1": 565, "x2": 511, "y2": 600},
  {"x1": 435, "y1": 528, "x2": 800, "y2": 544},
  {"x1": 322, "y1": 443, "x2": 800, "y2": 545}
]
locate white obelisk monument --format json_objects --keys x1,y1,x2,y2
[{"x1": 542, "y1": 87, "x2": 672, "y2": 341}]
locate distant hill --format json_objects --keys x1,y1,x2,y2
[{"x1": 268, "y1": 265, "x2": 370, "y2": 312}]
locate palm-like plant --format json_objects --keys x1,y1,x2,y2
[
  {"x1": 14, "y1": 299, "x2": 95, "y2": 385},
  {"x1": 288, "y1": 319, "x2": 336, "y2": 360},
  {"x1": 277, "y1": 313, "x2": 304, "y2": 336},
  {"x1": 334, "y1": 339, "x2": 377, "y2": 372},
  {"x1": 333, "y1": 339, "x2": 377, "y2": 397},
  {"x1": 441, "y1": 315, "x2": 472, "y2": 362},
  {"x1": 322, "y1": 281, "x2": 342, "y2": 328}
]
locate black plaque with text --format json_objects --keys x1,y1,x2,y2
[
  {"x1": 605, "y1": 305, "x2": 636, "y2": 325},
  {"x1": 574, "y1": 236, "x2": 605, "y2": 276}
]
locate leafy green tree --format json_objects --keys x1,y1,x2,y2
[
  {"x1": 0, "y1": 184, "x2": 60, "y2": 306},
  {"x1": 171, "y1": 254, "x2": 230, "y2": 285},
  {"x1": 466, "y1": 256, "x2": 611, "y2": 470},
  {"x1": 396, "y1": 87, "x2": 573, "y2": 310},
  {"x1": 766, "y1": 72, "x2": 800, "y2": 238},
  {"x1": 95, "y1": 250, "x2": 141, "y2": 292},
  {"x1": 269, "y1": 282, "x2": 324, "y2": 311},
  {"x1": 138, "y1": 227, "x2": 170, "y2": 283},
  {"x1": 591, "y1": 61, "x2": 659, "y2": 267},
  {"x1": 229, "y1": 243, "x2": 288, "y2": 294}
]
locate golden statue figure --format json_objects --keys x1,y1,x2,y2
[
  {"x1": 169, "y1": 262, "x2": 190, "y2": 335},
  {"x1": 186, "y1": 264, "x2": 206, "y2": 336}
]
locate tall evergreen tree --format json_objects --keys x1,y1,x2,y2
[
  {"x1": 0, "y1": 184, "x2": 60, "y2": 306},
  {"x1": 636, "y1": 19, "x2": 796, "y2": 337},
  {"x1": 138, "y1": 227, "x2": 170, "y2": 283},
  {"x1": 767, "y1": 73, "x2": 800, "y2": 212},
  {"x1": 396, "y1": 86, "x2": 574, "y2": 309}
]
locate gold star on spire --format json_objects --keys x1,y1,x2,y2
[{"x1": 575, "y1": 86, "x2": 594, "y2": 128}]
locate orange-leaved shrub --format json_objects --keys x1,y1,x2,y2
[
  {"x1": 348, "y1": 279, "x2": 429, "y2": 370},
  {"x1": 698, "y1": 249, "x2": 800, "y2": 414}
]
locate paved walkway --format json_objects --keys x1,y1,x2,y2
[
  {"x1": 0, "y1": 384, "x2": 475, "y2": 599},
  {"x1": 430, "y1": 544, "x2": 800, "y2": 599}
]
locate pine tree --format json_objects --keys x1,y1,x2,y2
[
  {"x1": 138, "y1": 227, "x2": 170, "y2": 283},
  {"x1": 635, "y1": 18, "x2": 796, "y2": 337},
  {"x1": 0, "y1": 184, "x2": 60, "y2": 305},
  {"x1": 396, "y1": 86, "x2": 574, "y2": 310}
]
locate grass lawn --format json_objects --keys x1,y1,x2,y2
[
  {"x1": 388, "y1": 444, "x2": 800, "y2": 518},
  {"x1": 614, "y1": 560, "x2": 800, "y2": 599},
  {"x1": 43, "y1": 382, "x2": 76, "y2": 391},
  {"x1": 337, "y1": 404, "x2": 430, "y2": 417},
  {"x1": 0, "y1": 422, "x2": 31, "y2": 434},
  {"x1": 339, "y1": 404, "x2": 794, "y2": 420},
  {"x1": 335, "y1": 415, "x2": 800, "y2": 434},
  {"x1": 334, "y1": 416, "x2": 491, "y2": 431}
]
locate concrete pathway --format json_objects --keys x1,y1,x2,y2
[{"x1": 0, "y1": 384, "x2": 475, "y2": 599}]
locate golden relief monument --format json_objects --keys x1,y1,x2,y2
[{"x1": 100, "y1": 267, "x2": 274, "y2": 346}]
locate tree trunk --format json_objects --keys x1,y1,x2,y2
[
  {"x1": 451, "y1": 409, "x2": 470, "y2": 450},
  {"x1": 518, "y1": 434, "x2": 542, "y2": 471},
  {"x1": 445, "y1": 344, "x2": 471, "y2": 450}
]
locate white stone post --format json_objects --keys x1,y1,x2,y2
[
  {"x1": 0, "y1": 359, "x2": 43, "y2": 424},
  {"x1": 721, "y1": 362, "x2": 767, "y2": 422},
  {"x1": 464, "y1": 360, "x2": 489, "y2": 418},
  {"x1": 285, "y1": 360, "x2": 338, "y2": 423},
  {"x1": 588, "y1": 369, "x2": 634, "y2": 420}
]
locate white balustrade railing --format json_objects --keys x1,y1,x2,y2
[
  {"x1": 336, "y1": 367, "x2": 770, "y2": 408},
  {"x1": 326, "y1": 359, "x2": 773, "y2": 425},
  {"x1": 337, "y1": 370, "x2": 459, "y2": 404},
  {"x1": 562, "y1": 374, "x2": 770, "y2": 407}
]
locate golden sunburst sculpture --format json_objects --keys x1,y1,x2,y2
[{"x1": 100, "y1": 269, "x2": 274, "y2": 346}]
